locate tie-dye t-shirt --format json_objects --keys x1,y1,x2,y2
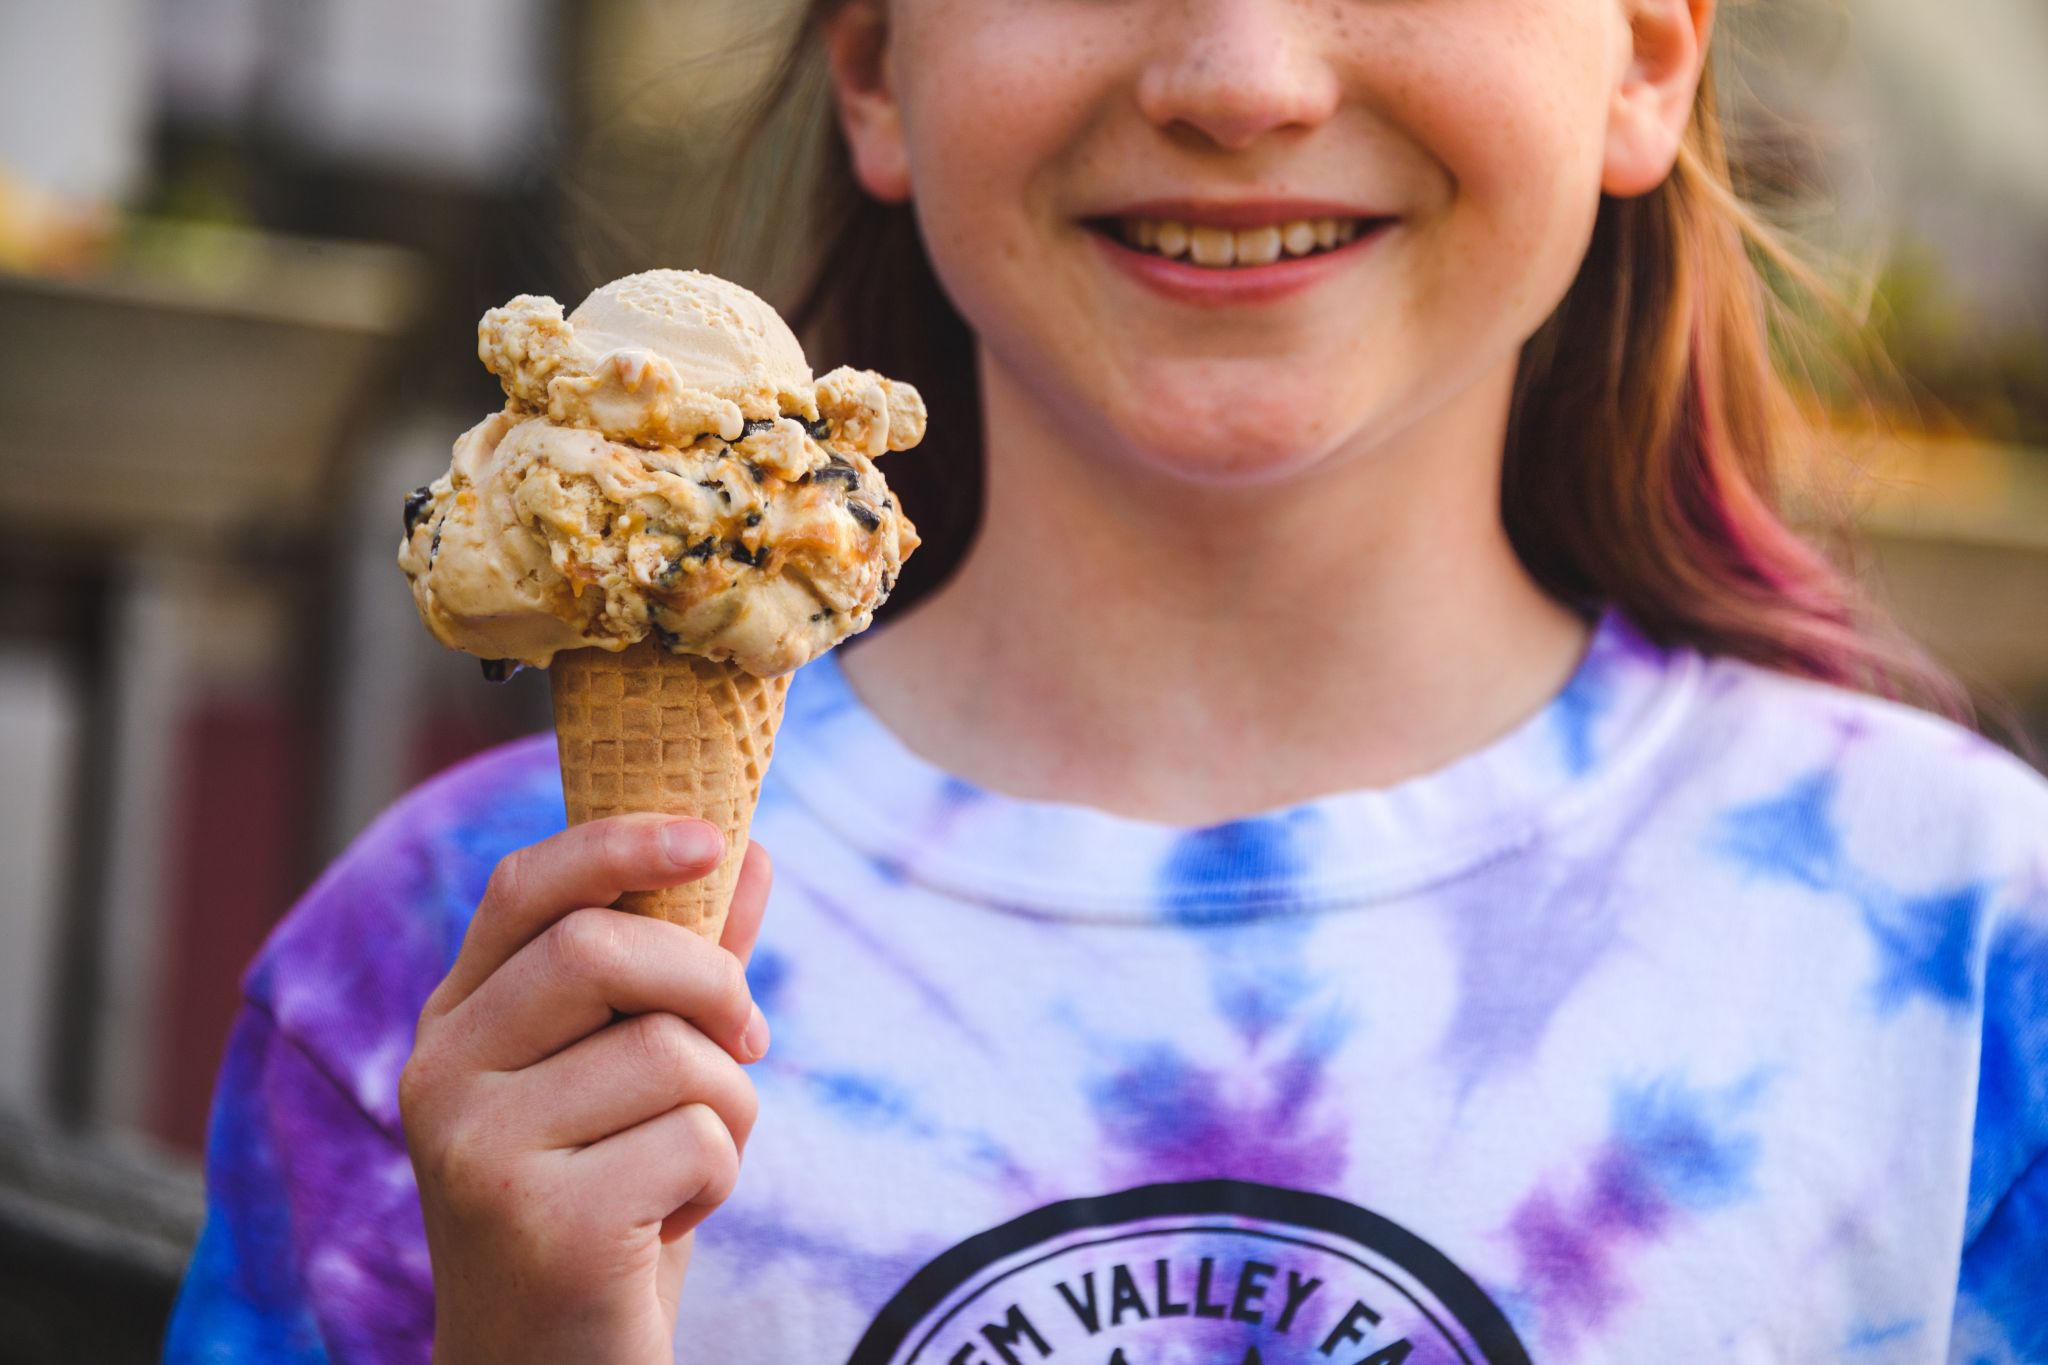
[{"x1": 167, "y1": 610, "x2": 2048, "y2": 1365}]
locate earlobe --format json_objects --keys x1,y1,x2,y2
[
  {"x1": 1601, "y1": 0, "x2": 1715, "y2": 199},
  {"x1": 823, "y1": 0, "x2": 913, "y2": 204}
]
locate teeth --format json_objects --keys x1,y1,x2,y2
[
  {"x1": 1113, "y1": 215, "x2": 1367, "y2": 266},
  {"x1": 1188, "y1": 225, "x2": 1235, "y2": 267},
  {"x1": 1236, "y1": 225, "x2": 1282, "y2": 266}
]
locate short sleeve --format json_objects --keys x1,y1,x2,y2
[
  {"x1": 1949, "y1": 877, "x2": 2048, "y2": 1364},
  {"x1": 163, "y1": 1003, "x2": 432, "y2": 1364},
  {"x1": 165, "y1": 734, "x2": 564, "y2": 1364}
]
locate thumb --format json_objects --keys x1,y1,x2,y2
[{"x1": 717, "y1": 839, "x2": 773, "y2": 967}]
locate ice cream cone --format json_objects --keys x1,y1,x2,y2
[{"x1": 551, "y1": 640, "x2": 790, "y2": 939}]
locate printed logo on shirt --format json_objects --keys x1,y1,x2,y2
[{"x1": 847, "y1": 1179, "x2": 1529, "y2": 1365}]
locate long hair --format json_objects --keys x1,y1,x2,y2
[{"x1": 713, "y1": 1, "x2": 1970, "y2": 722}]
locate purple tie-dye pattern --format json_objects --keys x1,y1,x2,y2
[
  {"x1": 165, "y1": 1009, "x2": 336, "y2": 1364},
  {"x1": 1085, "y1": 1014, "x2": 1351, "y2": 1191},
  {"x1": 1505, "y1": 1074, "x2": 1763, "y2": 1354},
  {"x1": 166, "y1": 610, "x2": 2048, "y2": 1363},
  {"x1": 168, "y1": 737, "x2": 566, "y2": 1363},
  {"x1": 793, "y1": 881, "x2": 999, "y2": 1052},
  {"x1": 696, "y1": 1203, "x2": 937, "y2": 1308}
]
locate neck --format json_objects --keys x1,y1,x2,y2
[{"x1": 838, "y1": 353, "x2": 1590, "y2": 824}]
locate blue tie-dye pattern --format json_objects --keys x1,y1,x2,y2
[
  {"x1": 1842, "y1": 1317, "x2": 1923, "y2": 1352},
  {"x1": 165, "y1": 1014, "x2": 335, "y2": 1364},
  {"x1": 747, "y1": 946, "x2": 791, "y2": 1013},
  {"x1": 1550, "y1": 652, "x2": 1612, "y2": 777},
  {"x1": 1083, "y1": 1019, "x2": 1352, "y2": 1190},
  {"x1": 1158, "y1": 814, "x2": 1321, "y2": 1045},
  {"x1": 1863, "y1": 884, "x2": 1987, "y2": 1014},
  {"x1": 1715, "y1": 769, "x2": 1988, "y2": 1016},
  {"x1": 1609, "y1": 1073, "x2": 1765, "y2": 1212},
  {"x1": 809, "y1": 1068, "x2": 930, "y2": 1132},
  {"x1": 1506, "y1": 1072, "x2": 1765, "y2": 1352},
  {"x1": 1716, "y1": 770, "x2": 1844, "y2": 891},
  {"x1": 165, "y1": 610, "x2": 2048, "y2": 1364},
  {"x1": 1969, "y1": 918, "x2": 2048, "y2": 1231},
  {"x1": 1957, "y1": 1150, "x2": 2048, "y2": 1363}
]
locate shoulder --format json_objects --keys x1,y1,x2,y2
[
  {"x1": 1666, "y1": 649, "x2": 2048, "y2": 890},
  {"x1": 240, "y1": 733, "x2": 566, "y2": 1131}
]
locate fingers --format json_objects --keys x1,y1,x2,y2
[
  {"x1": 718, "y1": 840, "x2": 774, "y2": 967},
  {"x1": 573, "y1": 1102, "x2": 741, "y2": 1241},
  {"x1": 448, "y1": 906, "x2": 759, "y2": 1072},
  {"x1": 515, "y1": 1011, "x2": 758, "y2": 1152},
  {"x1": 431, "y1": 814, "x2": 727, "y2": 1013}
]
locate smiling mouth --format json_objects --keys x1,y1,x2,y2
[{"x1": 1088, "y1": 216, "x2": 1388, "y2": 268}]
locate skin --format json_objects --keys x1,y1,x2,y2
[
  {"x1": 400, "y1": 816, "x2": 771, "y2": 1365},
  {"x1": 830, "y1": 0, "x2": 1715, "y2": 821},
  {"x1": 403, "y1": 2, "x2": 1713, "y2": 1360}
]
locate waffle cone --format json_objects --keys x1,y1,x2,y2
[{"x1": 551, "y1": 640, "x2": 790, "y2": 939}]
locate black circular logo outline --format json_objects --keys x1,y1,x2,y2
[{"x1": 846, "y1": 1178, "x2": 1532, "y2": 1365}]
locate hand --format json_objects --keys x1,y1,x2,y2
[{"x1": 398, "y1": 814, "x2": 773, "y2": 1365}]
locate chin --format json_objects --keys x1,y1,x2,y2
[{"x1": 1108, "y1": 377, "x2": 1353, "y2": 487}]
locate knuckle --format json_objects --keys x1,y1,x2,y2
[
  {"x1": 683, "y1": 1104, "x2": 742, "y2": 1205},
  {"x1": 433, "y1": 1120, "x2": 510, "y2": 1213},
  {"x1": 548, "y1": 907, "x2": 626, "y2": 980},
  {"x1": 709, "y1": 949, "x2": 751, "y2": 1022},
  {"x1": 482, "y1": 846, "x2": 531, "y2": 911},
  {"x1": 596, "y1": 816, "x2": 647, "y2": 877},
  {"x1": 631, "y1": 1011, "x2": 697, "y2": 1081},
  {"x1": 730, "y1": 1075, "x2": 761, "y2": 1147},
  {"x1": 396, "y1": 1053, "x2": 435, "y2": 1128}
]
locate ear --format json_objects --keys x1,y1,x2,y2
[
  {"x1": 823, "y1": 0, "x2": 912, "y2": 203},
  {"x1": 1602, "y1": 0, "x2": 1715, "y2": 198}
]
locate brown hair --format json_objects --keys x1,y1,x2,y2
[{"x1": 721, "y1": 2, "x2": 1970, "y2": 722}]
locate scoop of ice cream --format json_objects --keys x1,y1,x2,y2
[
  {"x1": 400, "y1": 271, "x2": 927, "y2": 677},
  {"x1": 479, "y1": 270, "x2": 818, "y2": 445}
]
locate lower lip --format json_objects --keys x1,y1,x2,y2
[{"x1": 1089, "y1": 223, "x2": 1391, "y2": 306}]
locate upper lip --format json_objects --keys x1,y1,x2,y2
[{"x1": 1089, "y1": 198, "x2": 1392, "y2": 229}]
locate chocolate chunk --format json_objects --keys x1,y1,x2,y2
[
  {"x1": 429, "y1": 526, "x2": 442, "y2": 564},
  {"x1": 740, "y1": 417, "x2": 777, "y2": 439},
  {"x1": 479, "y1": 658, "x2": 522, "y2": 683},
  {"x1": 728, "y1": 541, "x2": 764, "y2": 568},
  {"x1": 650, "y1": 621, "x2": 684, "y2": 652},
  {"x1": 810, "y1": 464, "x2": 859, "y2": 488},
  {"x1": 744, "y1": 461, "x2": 767, "y2": 484},
  {"x1": 846, "y1": 500, "x2": 881, "y2": 531},
  {"x1": 744, "y1": 511, "x2": 762, "y2": 528},
  {"x1": 685, "y1": 536, "x2": 718, "y2": 560},
  {"x1": 697, "y1": 478, "x2": 732, "y2": 504},
  {"x1": 805, "y1": 416, "x2": 831, "y2": 441},
  {"x1": 809, "y1": 610, "x2": 832, "y2": 623},
  {"x1": 402, "y1": 485, "x2": 433, "y2": 536}
]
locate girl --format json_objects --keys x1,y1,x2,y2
[{"x1": 167, "y1": 0, "x2": 2047, "y2": 1362}]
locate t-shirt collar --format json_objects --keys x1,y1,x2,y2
[{"x1": 771, "y1": 607, "x2": 1701, "y2": 922}]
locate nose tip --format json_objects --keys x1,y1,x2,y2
[{"x1": 1135, "y1": 7, "x2": 1341, "y2": 150}]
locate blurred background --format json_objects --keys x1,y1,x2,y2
[{"x1": 0, "y1": 0, "x2": 2042, "y2": 1359}]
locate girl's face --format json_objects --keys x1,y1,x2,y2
[{"x1": 828, "y1": 0, "x2": 1708, "y2": 486}]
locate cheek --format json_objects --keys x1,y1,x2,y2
[
  {"x1": 1389, "y1": 13, "x2": 1617, "y2": 322},
  {"x1": 892, "y1": 10, "x2": 1101, "y2": 332}
]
